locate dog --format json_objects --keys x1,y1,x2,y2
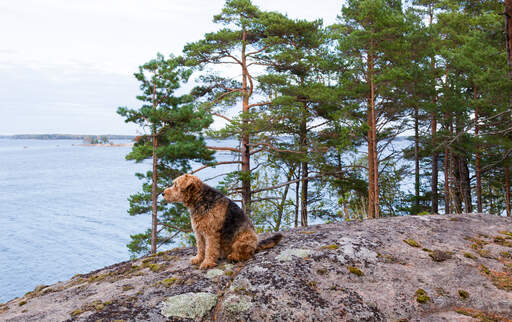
[{"x1": 163, "y1": 174, "x2": 282, "y2": 269}]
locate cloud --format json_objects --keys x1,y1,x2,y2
[{"x1": 0, "y1": 0, "x2": 344, "y2": 134}]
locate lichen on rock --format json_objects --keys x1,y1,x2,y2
[
  {"x1": 160, "y1": 292, "x2": 217, "y2": 319},
  {"x1": 206, "y1": 268, "x2": 224, "y2": 278},
  {"x1": 222, "y1": 295, "x2": 253, "y2": 313},
  {"x1": 275, "y1": 248, "x2": 312, "y2": 261}
]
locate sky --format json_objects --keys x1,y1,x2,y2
[{"x1": 0, "y1": 0, "x2": 344, "y2": 135}]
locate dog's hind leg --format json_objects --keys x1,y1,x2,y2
[{"x1": 228, "y1": 231, "x2": 257, "y2": 261}]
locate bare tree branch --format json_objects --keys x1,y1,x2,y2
[
  {"x1": 192, "y1": 161, "x2": 242, "y2": 174},
  {"x1": 246, "y1": 45, "x2": 269, "y2": 57},
  {"x1": 158, "y1": 222, "x2": 192, "y2": 233},
  {"x1": 247, "y1": 101, "x2": 272, "y2": 109},
  {"x1": 247, "y1": 142, "x2": 305, "y2": 154},
  {"x1": 206, "y1": 146, "x2": 241, "y2": 153},
  {"x1": 211, "y1": 113, "x2": 232, "y2": 122}
]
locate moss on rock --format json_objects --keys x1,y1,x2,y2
[
  {"x1": 347, "y1": 266, "x2": 364, "y2": 276},
  {"x1": 415, "y1": 289, "x2": 430, "y2": 304},
  {"x1": 458, "y1": 290, "x2": 469, "y2": 299},
  {"x1": 429, "y1": 250, "x2": 452, "y2": 262},
  {"x1": 160, "y1": 292, "x2": 217, "y2": 319},
  {"x1": 403, "y1": 239, "x2": 421, "y2": 248}
]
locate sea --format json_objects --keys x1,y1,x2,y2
[{"x1": 0, "y1": 138, "x2": 235, "y2": 303}]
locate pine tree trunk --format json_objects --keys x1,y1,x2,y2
[
  {"x1": 276, "y1": 168, "x2": 294, "y2": 232},
  {"x1": 295, "y1": 170, "x2": 300, "y2": 228},
  {"x1": 151, "y1": 84, "x2": 158, "y2": 254},
  {"x1": 367, "y1": 104, "x2": 375, "y2": 219},
  {"x1": 367, "y1": 35, "x2": 379, "y2": 218},
  {"x1": 474, "y1": 85, "x2": 482, "y2": 213},
  {"x1": 151, "y1": 132, "x2": 158, "y2": 254},
  {"x1": 300, "y1": 110, "x2": 308, "y2": 226},
  {"x1": 240, "y1": 27, "x2": 251, "y2": 216},
  {"x1": 506, "y1": 0, "x2": 512, "y2": 79},
  {"x1": 429, "y1": 0, "x2": 439, "y2": 215},
  {"x1": 414, "y1": 106, "x2": 420, "y2": 212},
  {"x1": 301, "y1": 162, "x2": 308, "y2": 226},
  {"x1": 444, "y1": 143, "x2": 450, "y2": 214},
  {"x1": 506, "y1": 166, "x2": 511, "y2": 217}
]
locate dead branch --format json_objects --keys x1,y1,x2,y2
[
  {"x1": 247, "y1": 101, "x2": 272, "y2": 109},
  {"x1": 247, "y1": 142, "x2": 304, "y2": 154},
  {"x1": 211, "y1": 113, "x2": 232, "y2": 122},
  {"x1": 206, "y1": 146, "x2": 241, "y2": 153},
  {"x1": 246, "y1": 45, "x2": 269, "y2": 57},
  {"x1": 158, "y1": 222, "x2": 192, "y2": 233},
  {"x1": 191, "y1": 161, "x2": 242, "y2": 174}
]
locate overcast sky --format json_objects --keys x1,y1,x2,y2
[{"x1": 0, "y1": 0, "x2": 343, "y2": 135}]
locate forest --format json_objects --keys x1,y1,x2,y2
[{"x1": 117, "y1": 0, "x2": 512, "y2": 255}]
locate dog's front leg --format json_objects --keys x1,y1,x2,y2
[
  {"x1": 190, "y1": 233, "x2": 205, "y2": 265},
  {"x1": 200, "y1": 233, "x2": 220, "y2": 270}
]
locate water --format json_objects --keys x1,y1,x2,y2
[
  {"x1": 0, "y1": 139, "x2": 146, "y2": 302},
  {"x1": 0, "y1": 138, "x2": 239, "y2": 303}
]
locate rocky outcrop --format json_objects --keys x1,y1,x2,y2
[{"x1": 1, "y1": 214, "x2": 512, "y2": 321}]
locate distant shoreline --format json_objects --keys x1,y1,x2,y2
[
  {"x1": 0, "y1": 134, "x2": 136, "y2": 140},
  {"x1": 77, "y1": 143, "x2": 134, "y2": 147}
]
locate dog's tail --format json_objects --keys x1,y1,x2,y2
[{"x1": 256, "y1": 233, "x2": 283, "y2": 252}]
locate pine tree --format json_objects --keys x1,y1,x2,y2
[
  {"x1": 183, "y1": 0, "x2": 317, "y2": 216},
  {"x1": 334, "y1": 0, "x2": 411, "y2": 218},
  {"x1": 118, "y1": 54, "x2": 214, "y2": 256}
]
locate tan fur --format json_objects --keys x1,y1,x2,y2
[{"x1": 163, "y1": 174, "x2": 271, "y2": 270}]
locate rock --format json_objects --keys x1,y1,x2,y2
[
  {"x1": 160, "y1": 292, "x2": 217, "y2": 319},
  {"x1": 1, "y1": 213, "x2": 512, "y2": 321}
]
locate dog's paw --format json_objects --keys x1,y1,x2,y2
[
  {"x1": 190, "y1": 256, "x2": 203, "y2": 265},
  {"x1": 199, "y1": 261, "x2": 216, "y2": 270},
  {"x1": 227, "y1": 254, "x2": 239, "y2": 262}
]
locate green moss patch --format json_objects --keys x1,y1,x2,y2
[
  {"x1": 463, "y1": 252, "x2": 477, "y2": 260},
  {"x1": 163, "y1": 277, "x2": 179, "y2": 287},
  {"x1": 18, "y1": 300, "x2": 27, "y2": 307},
  {"x1": 321, "y1": 244, "x2": 339, "y2": 250},
  {"x1": 122, "y1": 285, "x2": 135, "y2": 292},
  {"x1": 317, "y1": 268, "x2": 328, "y2": 275},
  {"x1": 347, "y1": 266, "x2": 364, "y2": 276},
  {"x1": 70, "y1": 308, "x2": 83, "y2": 317},
  {"x1": 415, "y1": 289, "x2": 431, "y2": 304},
  {"x1": 500, "y1": 251, "x2": 512, "y2": 259},
  {"x1": 455, "y1": 307, "x2": 505, "y2": 322},
  {"x1": 477, "y1": 249, "x2": 496, "y2": 259},
  {"x1": 494, "y1": 236, "x2": 512, "y2": 247},
  {"x1": 499, "y1": 231, "x2": 512, "y2": 238},
  {"x1": 429, "y1": 250, "x2": 452, "y2": 262},
  {"x1": 458, "y1": 290, "x2": 469, "y2": 299},
  {"x1": 403, "y1": 239, "x2": 421, "y2": 248}
]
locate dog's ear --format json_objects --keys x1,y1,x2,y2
[{"x1": 183, "y1": 175, "x2": 201, "y2": 193}]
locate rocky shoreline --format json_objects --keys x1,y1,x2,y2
[{"x1": 1, "y1": 213, "x2": 511, "y2": 321}]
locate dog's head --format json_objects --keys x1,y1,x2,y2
[{"x1": 163, "y1": 174, "x2": 202, "y2": 203}]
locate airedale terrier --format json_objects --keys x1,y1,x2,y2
[{"x1": 163, "y1": 174, "x2": 282, "y2": 270}]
